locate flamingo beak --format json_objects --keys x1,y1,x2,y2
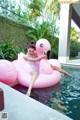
[
  {"x1": 47, "y1": 51, "x2": 50, "y2": 59},
  {"x1": 44, "y1": 49, "x2": 50, "y2": 59}
]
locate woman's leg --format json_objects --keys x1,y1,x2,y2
[
  {"x1": 51, "y1": 65, "x2": 71, "y2": 76},
  {"x1": 27, "y1": 72, "x2": 38, "y2": 96}
]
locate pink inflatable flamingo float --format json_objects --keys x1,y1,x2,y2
[
  {"x1": 0, "y1": 60, "x2": 17, "y2": 84},
  {"x1": 0, "y1": 39, "x2": 61, "y2": 88}
]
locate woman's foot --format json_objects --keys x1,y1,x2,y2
[
  {"x1": 64, "y1": 72, "x2": 71, "y2": 77},
  {"x1": 26, "y1": 90, "x2": 31, "y2": 97}
]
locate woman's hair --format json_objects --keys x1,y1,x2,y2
[{"x1": 27, "y1": 41, "x2": 36, "y2": 50}]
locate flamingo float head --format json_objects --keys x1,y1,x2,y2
[{"x1": 36, "y1": 38, "x2": 51, "y2": 59}]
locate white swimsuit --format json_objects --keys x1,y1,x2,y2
[
  {"x1": 26, "y1": 61, "x2": 39, "y2": 72},
  {"x1": 23, "y1": 56, "x2": 39, "y2": 73}
]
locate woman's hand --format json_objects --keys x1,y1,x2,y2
[
  {"x1": 34, "y1": 55, "x2": 47, "y2": 61},
  {"x1": 40, "y1": 55, "x2": 47, "y2": 59}
]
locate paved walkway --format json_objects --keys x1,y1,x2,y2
[
  {"x1": 0, "y1": 82, "x2": 72, "y2": 120},
  {"x1": 61, "y1": 59, "x2": 80, "y2": 66}
]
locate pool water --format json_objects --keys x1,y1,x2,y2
[{"x1": 46, "y1": 65, "x2": 80, "y2": 120}]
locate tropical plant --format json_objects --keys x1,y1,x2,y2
[
  {"x1": 70, "y1": 27, "x2": 80, "y2": 41},
  {"x1": 0, "y1": 0, "x2": 60, "y2": 27},
  {"x1": 70, "y1": 27, "x2": 80, "y2": 58},
  {"x1": 0, "y1": 40, "x2": 23, "y2": 61},
  {"x1": 0, "y1": 0, "x2": 60, "y2": 58},
  {"x1": 26, "y1": 21, "x2": 59, "y2": 58}
]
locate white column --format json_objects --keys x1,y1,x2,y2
[{"x1": 58, "y1": 4, "x2": 72, "y2": 63}]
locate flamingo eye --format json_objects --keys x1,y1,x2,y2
[{"x1": 40, "y1": 43, "x2": 43, "y2": 47}]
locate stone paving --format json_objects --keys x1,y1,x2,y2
[{"x1": 0, "y1": 82, "x2": 73, "y2": 120}]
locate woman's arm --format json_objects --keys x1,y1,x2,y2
[
  {"x1": 51, "y1": 65, "x2": 71, "y2": 76},
  {"x1": 23, "y1": 55, "x2": 46, "y2": 62}
]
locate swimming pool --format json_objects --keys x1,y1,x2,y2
[
  {"x1": 13, "y1": 65, "x2": 80, "y2": 120},
  {"x1": 46, "y1": 65, "x2": 80, "y2": 120}
]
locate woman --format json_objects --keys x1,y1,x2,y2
[
  {"x1": 24, "y1": 41, "x2": 71, "y2": 96},
  {"x1": 23, "y1": 41, "x2": 46, "y2": 96}
]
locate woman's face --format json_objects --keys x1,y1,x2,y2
[{"x1": 27, "y1": 48, "x2": 35, "y2": 56}]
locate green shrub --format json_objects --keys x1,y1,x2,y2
[
  {"x1": 77, "y1": 42, "x2": 80, "y2": 52},
  {"x1": 0, "y1": 40, "x2": 24, "y2": 61},
  {"x1": 70, "y1": 40, "x2": 79, "y2": 57}
]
